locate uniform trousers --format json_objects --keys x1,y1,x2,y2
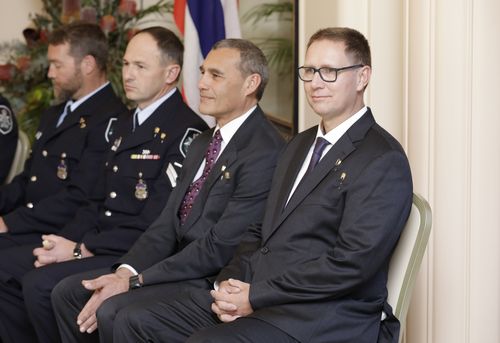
[
  {"x1": 0, "y1": 243, "x2": 117, "y2": 343},
  {"x1": 0, "y1": 232, "x2": 42, "y2": 249}
]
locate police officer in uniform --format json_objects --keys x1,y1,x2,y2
[
  {"x1": 0, "y1": 26, "x2": 208, "y2": 343},
  {"x1": 0, "y1": 23, "x2": 127, "y2": 246},
  {"x1": 0, "y1": 95, "x2": 18, "y2": 184}
]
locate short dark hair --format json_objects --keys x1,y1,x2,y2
[
  {"x1": 212, "y1": 39, "x2": 269, "y2": 101},
  {"x1": 49, "y1": 22, "x2": 108, "y2": 72},
  {"x1": 307, "y1": 27, "x2": 371, "y2": 67},
  {"x1": 134, "y1": 27, "x2": 184, "y2": 67}
]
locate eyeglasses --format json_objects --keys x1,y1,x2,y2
[{"x1": 297, "y1": 64, "x2": 364, "y2": 82}]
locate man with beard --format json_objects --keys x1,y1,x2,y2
[
  {"x1": 0, "y1": 94, "x2": 18, "y2": 184},
  {"x1": 0, "y1": 23, "x2": 126, "y2": 246}
]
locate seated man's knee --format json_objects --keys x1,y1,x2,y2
[{"x1": 96, "y1": 296, "x2": 121, "y2": 327}]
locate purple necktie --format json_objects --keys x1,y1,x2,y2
[
  {"x1": 305, "y1": 137, "x2": 330, "y2": 173},
  {"x1": 178, "y1": 130, "x2": 223, "y2": 225}
]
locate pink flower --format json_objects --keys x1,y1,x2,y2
[
  {"x1": 118, "y1": 0, "x2": 137, "y2": 17},
  {"x1": 100, "y1": 15, "x2": 117, "y2": 34},
  {"x1": 0, "y1": 64, "x2": 15, "y2": 81}
]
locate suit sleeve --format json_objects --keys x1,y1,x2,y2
[
  {"x1": 249, "y1": 150, "x2": 413, "y2": 310},
  {"x1": 3, "y1": 116, "x2": 114, "y2": 234},
  {"x1": 137, "y1": 147, "x2": 281, "y2": 286}
]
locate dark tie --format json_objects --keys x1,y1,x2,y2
[
  {"x1": 305, "y1": 137, "x2": 330, "y2": 174},
  {"x1": 56, "y1": 101, "x2": 72, "y2": 127},
  {"x1": 178, "y1": 130, "x2": 223, "y2": 225},
  {"x1": 132, "y1": 110, "x2": 140, "y2": 132}
]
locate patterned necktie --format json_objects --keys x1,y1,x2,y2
[
  {"x1": 178, "y1": 130, "x2": 223, "y2": 225},
  {"x1": 56, "y1": 101, "x2": 72, "y2": 128},
  {"x1": 305, "y1": 137, "x2": 330, "y2": 174}
]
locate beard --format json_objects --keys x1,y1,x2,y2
[{"x1": 53, "y1": 68, "x2": 83, "y2": 103}]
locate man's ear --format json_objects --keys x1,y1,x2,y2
[
  {"x1": 243, "y1": 73, "x2": 261, "y2": 97},
  {"x1": 80, "y1": 55, "x2": 97, "y2": 76},
  {"x1": 356, "y1": 65, "x2": 371, "y2": 91},
  {"x1": 165, "y1": 64, "x2": 181, "y2": 84}
]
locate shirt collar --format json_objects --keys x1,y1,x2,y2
[
  {"x1": 317, "y1": 106, "x2": 367, "y2": 145},
  {"x1": 214, "y1": 105, "x2": 256, "y2": 144},
  {"x1": 135, "y1": 88, "x2": 177, "y2": 126},
  {"x1": 70, "y1": 82, "x2": 110, "y2": 112}
]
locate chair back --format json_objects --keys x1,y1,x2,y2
[
  {"x1": 5, "y1": 130, "x2": 30, "y2": 184},
  {"x1": 386, "y1": 193, "x2": 432, "y2": 342}
]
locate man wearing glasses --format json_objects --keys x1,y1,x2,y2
[{"x1": 84, "y1": 27, "x2": 412, "y2": 343}]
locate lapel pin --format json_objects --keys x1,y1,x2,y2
[
  {"x1": 221, "y1": 165, "x2": 226, "y2": 172},
  {"x1": 223, "y1": 171, "x2": 231, "y2": 180},
  {"x1": 154, "y1": 127, "x2": 160, "y2": 138},
  {"x1": 339, "y1": 172, "x2": 347, "y2": 182},
  {"x1": 160, "y1": 132, "x2": 167, "y2": 143},
  {"x1": 335, "y1": 159, "x2": 342, "y2": 166},
  {"x1": 79, "y1": 117, "x2": 86, "y2": 128}
]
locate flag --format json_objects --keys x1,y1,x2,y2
[{"x1": 174, "y1": 0, "x2": 241, "y2": 126}]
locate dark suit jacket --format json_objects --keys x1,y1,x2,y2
[
  {"x1": 0, "y1": 84, "x2": 126, "y2": 234},
  {"x1": 117, "y1": 106, "x2": 285, "y2": 286},
  {"x1": 218, "y1": 109, "x2": 413, "y2": 343},
  {"x1": 0, "y1": 95, "x2": 18, "y2": 184},
  {"x1": 59, "y1": 90, "x2": 208, "y2": 255}
]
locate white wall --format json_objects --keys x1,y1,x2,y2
[{"x1": 0, "y1": 0, "x2": 43, "y2": 45}]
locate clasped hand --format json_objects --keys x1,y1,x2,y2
[
  {"x1": 210, "y1": 279, "x2": 253, "y2": 323},
  {"x1": 32, "y1": 234, "x2": 76, "y2": 267}
]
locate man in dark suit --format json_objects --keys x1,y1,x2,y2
[
  {"x1": 0, "y1": 27, "x2": 207, "y2": 343},
  {"x1": 0, "y1": 23, "x2": 126, "y2": 247},
  {"x1": 52, "y1": 38, "x2": 285, "y2": 343},
  {"x1": 0, "y1": 94, "x2": 18, "y2": 184},
  {"x1": 93, "y1": 27, "x2": 413, "y2": 343}
]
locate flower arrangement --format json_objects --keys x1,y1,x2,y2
[{"x1": 0, "y1": 0, "x2": 173, "y2": 141}]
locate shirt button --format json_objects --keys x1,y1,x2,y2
[
  {"x1": 42, "y1": 150, "x2": 48, "y2": 157},
  {"x1": 26, "y1": 202, "x2": 34, "y2": 209},
  {"x1": 113, "y1": 166, "x2": 118, "y2": 172},
  {"x1": 30, "y1": 176, "x2": 37, "y2": 182},
  {"x1": 105, "y1": 210, "x2": 112, "y2": 217},
  {"x1": 260, "y1": 247, "x2": 269, "y2": 254},
  {"x1": 110, "y1": 192, "x2": 117, "y2": 198}
]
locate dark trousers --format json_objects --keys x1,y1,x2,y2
[
  {"x1": 52, "y1": 269, "x2": 211, "y2": 343},
  {"x1": 0, "y1": 244, "x2": 117, "y2": 343},
  {"x1": 111, "y1": 287, "x2": 299, "y2": 343}
]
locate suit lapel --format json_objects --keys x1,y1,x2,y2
[{"x1": 270, "y1": 130, "x2": 316, "y2": 219}]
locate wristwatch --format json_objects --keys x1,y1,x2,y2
[
  {"x1": 73, "y1": 242, "x2": 82, "y2": 259},
  {"x1": 129, "y1": 274, "x2": 143, "y2": 290}
]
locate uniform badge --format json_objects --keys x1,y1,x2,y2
[
  {"x1": 79, "y1": 117, "x2": 86, "y2": 129},
  {"x1": 35, "y1": 131, "x2": 43, "y2": 140},
  {"x1": 111, "y1": 137, "x2": 122, "y2": 151},
  {"x1": 105, "y1": 118, "x2": 117, "y2": 143},
  {"x1": 166, "y1": 162, "x2": 179, "y2": 188},
  {"x1": 179, "y1": 128, "x2": 202, "y2": 157},
  {"x1": 57, "y1": 153, "x2": 68, "y2": 180},
  {"x1": 134, "y1": 172, "x2": 148, "y2": 200},
  {"x1": 0, "y1": 104, "x2": 14, "y2": 135}
]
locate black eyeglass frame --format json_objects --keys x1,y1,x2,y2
[{"x1": 297, "y1": 64, "x2": 365, "y2": 82}]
